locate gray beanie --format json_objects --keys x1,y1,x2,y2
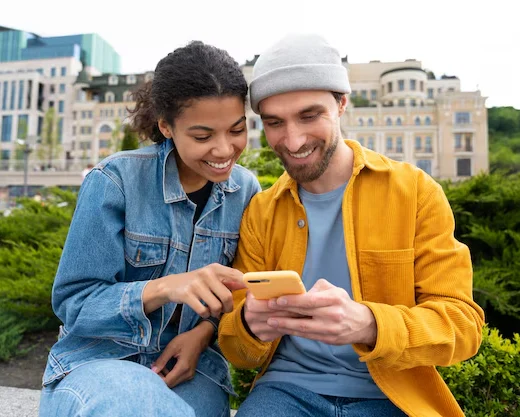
[{"x1": 250, "y1": 33, "x2": 351, "y2": 113}]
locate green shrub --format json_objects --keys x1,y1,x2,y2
[
  {"x1": 257, "y1": 175, "x2": 279, "y2": 190},
  {"x1": 229, "y1": 366, "x2": 259, "y2": 409},
  {"x1": 439, "y1": 326, "x2": 520, "y2": 417}
]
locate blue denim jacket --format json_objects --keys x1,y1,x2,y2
[{"x1": 42, "y1": 139, "x2": 261, "y2": 395}]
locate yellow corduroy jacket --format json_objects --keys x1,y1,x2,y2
[{"x1": 219, "y1": 140, "x2": 485, "y2": 417}]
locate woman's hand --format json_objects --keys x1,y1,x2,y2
[
  {"x1": 143, "y1": 263, "x2": 245, "y2": 317},
  {"x1": 151, "y1": 321, "x2": 214, "y2": 388}
]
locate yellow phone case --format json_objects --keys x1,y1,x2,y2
[{"x1": 243, "y1": 270, "x2": 306, "y2": 299}]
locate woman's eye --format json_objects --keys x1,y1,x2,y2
[
  {"x1": 230, "y1": 128, "x2": 245, "y2": 135},
  {"x1": 194, "y1": 136, "x2": 211, "y2": 141}
]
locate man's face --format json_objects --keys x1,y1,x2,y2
[{"x1": 259, "y1": 91, "x2": 346, "y2": 184}]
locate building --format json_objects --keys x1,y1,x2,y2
[
  {"x1": 0, "y1": 27, "x2": 121, "y2": 171},
  {"x1": 71, "y1": 72, "x2": 153, "y2": 163},
  {"x1": 241, "y1": 57, "x2": 488, "y2": 180}
]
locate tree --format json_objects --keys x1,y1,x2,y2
[
  {"x1": 37, "y1": 107, "x2": 61, "y2": 168},
  {"x1": 350, "y1": 96, "x2": 371, "y2": 108},
  {"x1": 238, "y1": 130, "x2": 285, "y2": 179},
  {"x1": 120, "y1": 124, "x2": 140, "y2": 151},
  {"x1": 110, "y1": 118, "x2": 123, "y2": 153}
]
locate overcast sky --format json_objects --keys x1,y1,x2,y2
[{"x1": 2, "y1": 0, "x2": 519, "y2": 108}]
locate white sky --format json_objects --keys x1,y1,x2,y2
[{"x1": 2, "y1": 0, "x2": 519, "y2": 108}]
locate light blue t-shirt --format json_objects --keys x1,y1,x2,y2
[{"x1": 258, "y1": 182, "x2": 386, "y2": 398}]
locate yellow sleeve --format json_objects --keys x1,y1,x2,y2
[
  {"x1": 354, "y1": 179, "x2": 485, "y2": 369},
  {"x1": 218, "y1": 203, "x2": 274, "y2": 369}
]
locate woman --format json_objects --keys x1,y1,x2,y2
[{"x1": 39, "y1": 41, "x2": 261, "y2": 417}]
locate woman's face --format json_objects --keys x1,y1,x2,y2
[{"x1": 159, "y1": 96, "x2": 247, "y2": 193}]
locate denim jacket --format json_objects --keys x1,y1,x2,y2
[{"x1": 42, "y1": 139, "x2": 261, "y2": 395}]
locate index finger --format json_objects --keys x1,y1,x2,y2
[{"x1": 273, "y1": 291, "x2": 335, "y2": 310}]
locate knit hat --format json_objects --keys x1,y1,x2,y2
[{"x1": 250, "y1": 33, "x2": 351, "y2": 113}]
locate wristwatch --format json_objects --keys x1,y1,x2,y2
[{"x1": 197, "y1": 316, "x2": 219, "y2": 346}]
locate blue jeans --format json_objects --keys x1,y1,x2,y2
[
  {"x1": 38, "y1": 359, "x2": 229, "y2": 417},
  {"x1": 236, "y1": 381, "x2": 406, "y2": 417}
]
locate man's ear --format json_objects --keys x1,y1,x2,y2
[
  {"x1": 338, "y1": 94, "x2": 348, "y2": 116},
  {"x1": 158, "y1": 119, "x2": 171, "y2": 138}
]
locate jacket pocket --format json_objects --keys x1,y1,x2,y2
[
  {"x1": 358, "y1": 248, "x2": 415, "y2": 307},
  {"x1": 124, "y1": 232, "x2": 168, "y2": 281},
  {"x1": 220, "y1": 237, "x2": 239, "y2": 266}
]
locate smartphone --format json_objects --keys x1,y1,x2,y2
[{"x1": 243, "y1": 270, "x2": 306, "y2": 299}]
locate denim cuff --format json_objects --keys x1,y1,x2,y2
[{"x1": 121, "y1": 280, "x2": 153, "y2": 346}]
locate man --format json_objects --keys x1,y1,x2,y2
[{"x1": 219, "y1": 34, "x2": 484, "y2": 417}]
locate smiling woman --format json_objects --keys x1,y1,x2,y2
[{"x1": 38, "y1": 41, "x2": 261, "y2": 417}]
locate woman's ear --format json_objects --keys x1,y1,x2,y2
[{"x1": 158, "y1": 119, "x2": 171, "y2": 138}]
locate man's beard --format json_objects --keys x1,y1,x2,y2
[{"x1": 275, "y1": 132, "x2": 339, "y2": 184}]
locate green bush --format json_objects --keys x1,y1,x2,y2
[
  {"x1": 257, "y1": 175, "x2": 279, "y2": 190},
  {"x1": 229, "y1": 366, "x2": 259, "y2": 409},
  {"x1": 438, "y1": 326, "x2": 520, "y2": 417},
  {"x1": 0, "y1": 188, "x2": 74, "y2": 360}
]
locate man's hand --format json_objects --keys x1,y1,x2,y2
[
  {"x1": 265, "y1": 279, "x2": 377, "y2": 347},
  {"x1": 151, "y1": 321, "x2": 213, "y2": 388},
  {"x1": 244, "y1": 291, "x2": 307, "y2": 342}
]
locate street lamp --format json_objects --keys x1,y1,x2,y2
[{"x1": 16, "y1": 136, "x2": 38, "y2": 198}]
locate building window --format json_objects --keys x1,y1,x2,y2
[
  {"x1": 126, "y1": 75, "x2": 136, "y2": 84},
  {"x1": 2, "y1": 81, "x2": 8, "y2": 110},
  {"x1": 105, "y1": 92, "x2": 115, "y2": 103},
  {"x1": 457, "y1": 158, "x2": 471, "y2": 176},
  {"x1": 10, "y1": 81, "x2": 16, "y2": 110},
  {"x1": 398, "y1": 99, "x2": 405, "y2": 107},
  {"x1": 370, "y1": 90, "x2": 377, "y2": 101},
  {"x1": 464, "y1": 133, "x2": 473, "y2": 151},
  {"x1": 415, "y1": 136, "x2": 422, "y2": 151},
  {"x1": 358, "y1": 118, "x2": 364, "y2": 127},
  {"x1": 108, "y1": 75, "x2": 119, "y2": 86},
  {"x1": 414, "y1": 116, "x2": 421, "y2": 125},
  {"x1": 420, "y1": 81, "x2": 424, "y2": 92},
  {"x1": 72, "y1": 126, "x2": 76, "y2": 136},
  {"x1": 18, "y1": 80, "x2": 24, "y2": 110},
  {"x1": 80, "y1": 141, "x2": 91, "y2": 150},
  {"x1": 361, "y1": 90, "x2": 367, "y2": 99},
  {"x1": 425, "y1": 136, "x2": 432, "y2": 152},
  {"x1": 448, "y1": 87, "x2": 455, "y2": 92},
  {"x1": 99, "y1": 140, "x2": 110, "y2": 148},
  {"x1": 59, "y1": 84, "x2": 66, "y2": 94},
  {"x1": 387, "y1": 82, "x2": 393, "y2": 93},
  {"x1": 410, "y1": 79, "x2": 417, "y2": 91},
  {"x1": 1, "y1": 115, "x2": 13, "y2": 142},
  {"x1": 386, "y1": 137, "x2": 393, "y2": 152},
  {"x1": 58, "y1": 118, "x2": 63, "y2": 143},
  {"x1": 398, "y1": 80, "x2": 405, "y2": 91},
  {"x1": 455, "y1": 112, "x2": 471, "y2": 124},
  {"x1": 50, "y1": 84, "x2": 56, "y2": 94},
  {"x1": 416, "y1": 159, "x2": 432, "y2": 175},
  {"x1": 396, "y1": 117, "x2": 402, "y2": 126},
  {"x1": 386, "y1": 117, "x2": 392, "y2": 126},
  {"x1": 396, "y1": 137, "x2": 403, "y2": 153},
  {"x1": 100, "y1": 124, "x2": 112, "y2": 133},
  {"x1": 427, "y1": 88, "x2": 434, "y2": 99},
  {"x1": 351, "y1": 90, "x2": 358, "y2": 97},
  {"x1": 367, "y1": 118, "x2": 374, "y2": 127},
  {"x1": 358, "y1": 137, "x2": 364, "y2": 146},
  {"x1": 61, "y1": 67, "x2": 66, "y2": 76},
  {"x1": 58, "y1": 100, "x2": 65, "y2": 113},
  {"x1": 17, "y1": 115, "x2": 28, "y2": 139},
  {"x1": 123, "y1": 91, "x2": 133, "y2": 102},
  {"x1": 51, "y1": 67, "x2": 56, "y2": 77},
  {"x1": 1, "y1": 150, "x2": 10, "y2": 161},
  {"x1": 425, "y1": 116, "x2": 431, "y2": 125},
  {"x1": 410, "y1": 99, "x2": 417, "y2": 107},
  {"x1": 367, "y1": 137, "x2": 375, "y2": 150},
  {"x1": 455, "y1": 133, "x2": 462, "y2": 149}
]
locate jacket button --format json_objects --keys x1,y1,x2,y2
[{"x1": 297, "y1": 219, "x2": 305, "y2": 228}]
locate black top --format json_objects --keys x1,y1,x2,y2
[{"x1": 187, "y1": 181, "x2": 214, "y2": 224}]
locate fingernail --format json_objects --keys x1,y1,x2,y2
[
  {"x1": 151, "y1": 365, "x2": 159, "y2": 373},
  {"x1": 267, "y1": 318, "x2": 279, "y2": 327},
  {"x1": 277, "y1": 298, "x2": 287, "y2": 306}
]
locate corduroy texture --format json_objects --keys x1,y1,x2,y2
[
  {"x1": 249, "y1": 33, "x2": 351, "y2": 113},
  {"x1": 219, "y1": 140, "x2": 485, "y2": 417}
]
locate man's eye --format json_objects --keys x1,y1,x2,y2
[
  {"x1": 266, "y1": 121, "x2": 281, "y2": 127},
  {"x1": 302, "y1": 113, "x2": 319, "y2": 120}
]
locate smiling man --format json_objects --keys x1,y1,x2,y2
[{"x1": 219, "y1": 34, "x2": 485, "y2": 417}]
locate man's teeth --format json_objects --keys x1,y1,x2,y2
[
  {"x1": 206, "y1": 159, "x2": 232, "y2": 169},
  {"x1": 289, "y1": 148, "x2": 314, "y2": 159}
]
